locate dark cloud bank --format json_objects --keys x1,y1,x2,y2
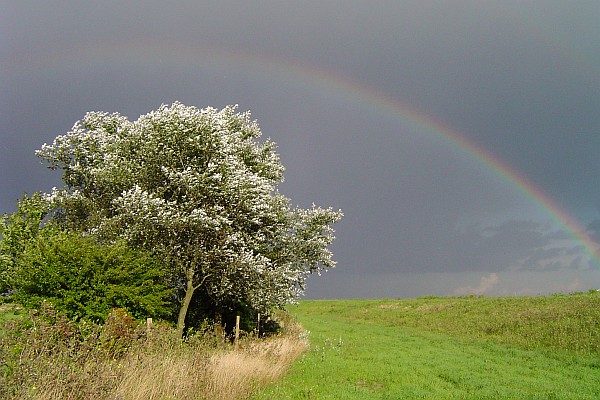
[{"x1": 2, "y1": 1, "x2": 599, "y2": 298}]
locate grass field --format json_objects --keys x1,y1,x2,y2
[{"x1": 253, "y1": 293, "x2": 600, "y2": 399}]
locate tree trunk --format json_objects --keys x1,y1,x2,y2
[{"x1": 177, "y1": 268, "x2": 196, "y2": 337}]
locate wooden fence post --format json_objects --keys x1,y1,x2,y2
[
  {"x1": 234, "y1": 315, "x2": 240, "y2": 350},
  {"x1": 146, "y1": 318, "x2": 153, "y2": 343}
]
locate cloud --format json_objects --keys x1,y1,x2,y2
[
  {"x1": 465, "y1": 221, "x2": 596, "y2": 272},
  {"x1": 454, "y1": 273, "x2": 499, "y2": 296},
  {"x1": 509, "y1": 240, "x2": 593, "y2": 272}
]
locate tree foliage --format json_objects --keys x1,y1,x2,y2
[
  {"x1": 36, "y1": 102, "x2": 342, "y2": 333},
  {"x1": 14, "y1": 231, "x2": 173, "y2": 322},
  {"x1": 0, "y1": 195, "x2": 172, "y2": 321},
  {"x1": 0, "y1": 193, "x2": 48, "y2": 294}
]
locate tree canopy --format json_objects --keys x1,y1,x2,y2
[{"x1": 35, "y1": 102, "x2": 342, "y2": 334}]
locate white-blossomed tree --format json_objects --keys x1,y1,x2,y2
[{"x1": 37, "y1": 102, "x2": 342, "y2": 335}]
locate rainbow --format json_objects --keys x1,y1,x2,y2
[
  {"x1": 7, "y1": 41, "x2": 600, "y2": 268},
  {"x1": 282, "y1": 59, "x2": 600, "y2": 269}
]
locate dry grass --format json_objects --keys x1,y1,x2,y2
[
  {"x1": 0, "y1": 305, "x2": 308, "y2": 400},
  {"x1": 205, "y1": 333, "x2": 308, "y2": 400},
  {"x1": 114, "y1": 350, "x2": 209, "y2": 399},
  {"x1": 113, "y1": 331, "x2": 308, "y2": 400}
]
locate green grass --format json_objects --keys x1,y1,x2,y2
[
  {"x1": 253, "y1": 293, "x2": 600, "y2": 399},
  {"x1": 0, "y1": 304, "x2": 25, "y2": 339},
  {"x1": 0, "y1": 304, "x2": 24, "y2": 324}
]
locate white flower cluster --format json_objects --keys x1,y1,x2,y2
[{"x1": 36, "y1": 102, "x2": 342, "y2": 314}]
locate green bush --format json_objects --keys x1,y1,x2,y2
[
  {"x1": 9, "y1": 229, "x2": 173, "y2": 322},
  {"x1": 0, "y1": 193, "x2": 48, "y2": 295}
]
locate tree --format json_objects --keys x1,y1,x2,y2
[{"x1": 37, "y1": 102, "x2": 342, "y2": 335}]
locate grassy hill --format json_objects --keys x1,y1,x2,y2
[{"x1": 254, "y1": 292, "x2": 600, "y2": 399}]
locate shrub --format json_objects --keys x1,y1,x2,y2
[
  {"x1": 0, "y1": 193, "x2": 48, "y2": 295},
  {"x1": 9, "y1": 229, "x2": 173, "y2": 323},
  {"x1": 99, "y1": 308, "x2": 141, "y2": 357}
]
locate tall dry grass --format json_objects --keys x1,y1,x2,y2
[
  {"x1": 113, "y1": 328, "x2": 307, "y2": 400},
  {"x1": 0, "y1": 305, "x2": 308, "y2": 400},
  {"x1": 113, "y1": 346, "x2": 209, "y2": 399},
  {"x1": 205, "y1": 334, "x2": 308, "y2": 400}
]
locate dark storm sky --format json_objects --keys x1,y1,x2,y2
[{"x1": 2, "y1": 1, "x2": 599, "y2": 298}]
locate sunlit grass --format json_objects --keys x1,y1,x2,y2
[
  {"x1": 253, "y1": 292, "x2": 600, "y2": 399},
  {"x1": 336, "y1": 291, "x2": 600, "y2": 355},
  {"x1": 205, "y1": 335, "x2": 308, "y2": 400},
  {"x1": 0, "y1": 304, "x2": 24, "y2": 321}
]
